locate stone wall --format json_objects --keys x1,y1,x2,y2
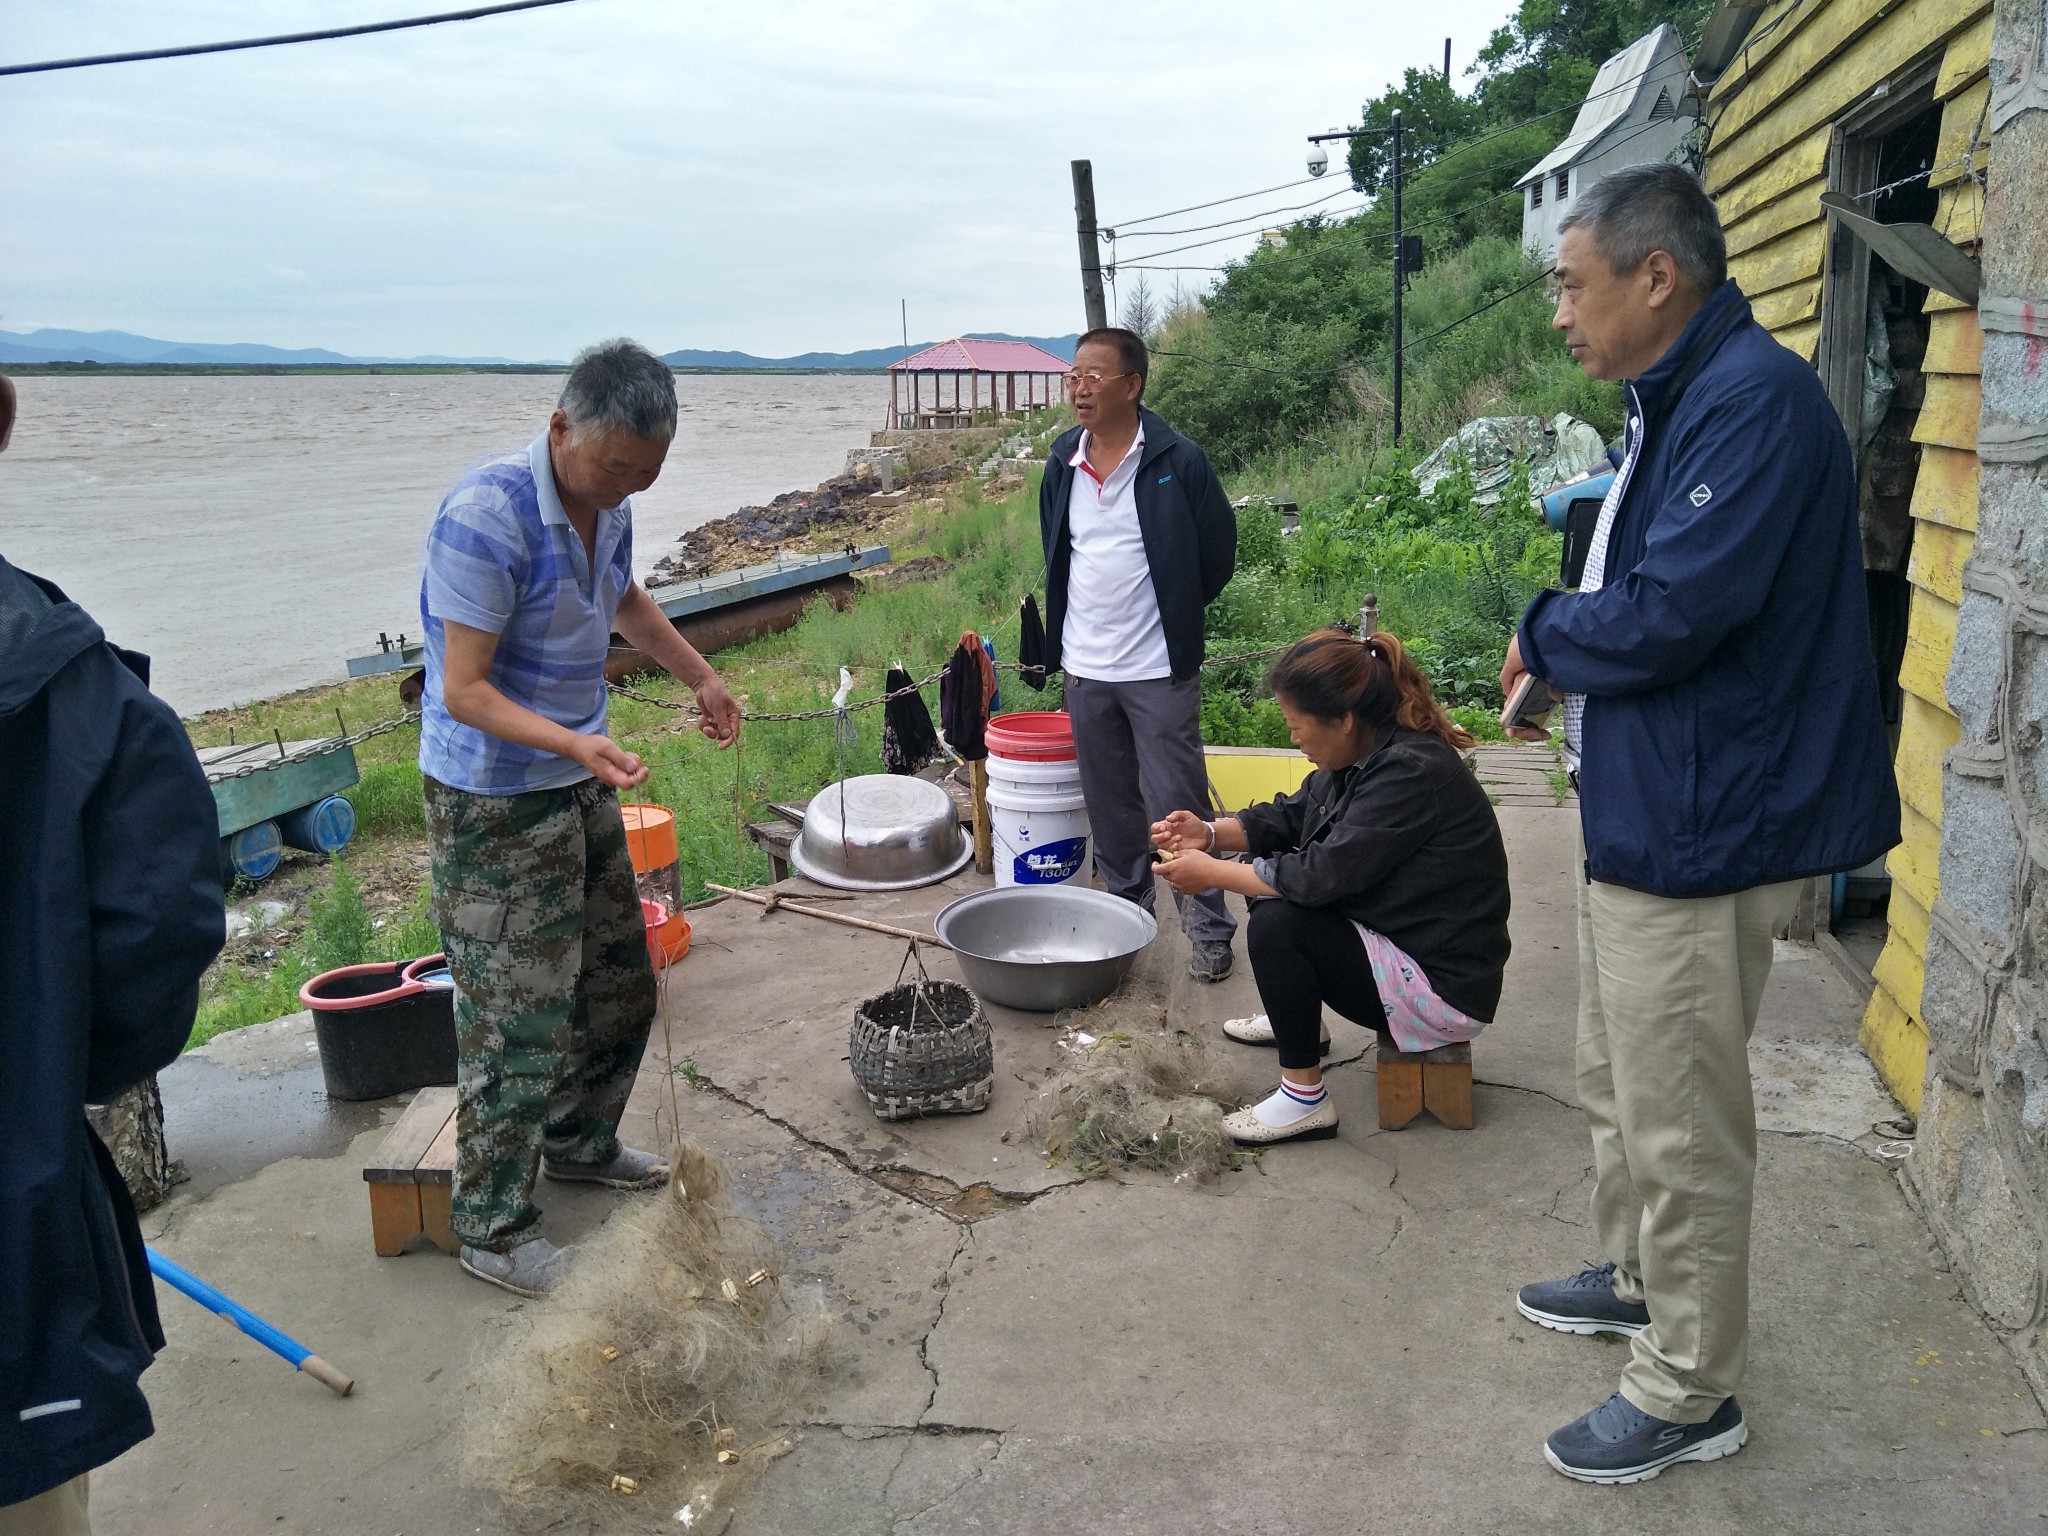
[{"x1": 1909, "y1": 0, "x2": 2048, "y2": 1403}]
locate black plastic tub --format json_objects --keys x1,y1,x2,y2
[{"x1": 299, "y1": 956, "x2": 456, "y2": 1101}]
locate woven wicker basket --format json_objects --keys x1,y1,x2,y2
[{"x1": 849, "y1": 978, "x2": 993, "y2": 1121}]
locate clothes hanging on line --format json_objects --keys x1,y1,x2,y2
[
  {"x1": 1017, "y1": 594, "x2": 1047, "y2": 691},
  {"x1": 940, "y1": 636, "x2": 990, "y2": 760},
  {"x1": 881, "y1": 665, "x2": 940, "y2": 775}
]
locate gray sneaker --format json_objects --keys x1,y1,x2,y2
[
  {"x1": 459, "y1": 1235, "x2": 572, "y2": 1298},
  {"x1": 1188, "y1": 939, "x2": 1235, "y2": 982},
  {"x1": 542, "y1": 1144, "x2": 670, "y2": 1190},
  {"x1": 1545, "y1": 1392, "x2": 1747, "y2": 1484},
  {"x1": 1516, "y1": 1261, "x2": 1651, "y2": 1336}
]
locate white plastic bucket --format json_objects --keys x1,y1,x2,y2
[{"x1": 986, "y1": 778, "x2": 1090, "y2": 887}]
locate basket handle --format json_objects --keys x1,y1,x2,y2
[{"x1": 895, "y1": 940, "x2": 941, "y2": 1029}]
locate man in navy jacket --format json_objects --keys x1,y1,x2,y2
[
  {"x1": 1039, "y1": 328, "x2": 1238, "y2": 980},
  {"x1": 0, "y1": 373, "x2": 227, "y2": 1530},
  {"x1": 1500, "y1": 165, "x2": 1898, "y2": 1484}
]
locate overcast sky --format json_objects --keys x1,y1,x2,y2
[{"x1": 5, "y1": 0, "x2": 1515, "y2": 359}]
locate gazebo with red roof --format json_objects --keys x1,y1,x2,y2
[{"x1": 887, "y1": 338, "x2": 1070, "y2": 430}]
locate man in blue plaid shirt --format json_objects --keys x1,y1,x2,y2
[{"x1": 419, "y1": 338, "x2": 740, "y2": 1298}]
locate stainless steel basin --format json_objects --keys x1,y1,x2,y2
[
  {"x1": 934, "y1": 885, "x2": 1156, "y2": 1012},
  {"x1": 790, "y1": 775, "x2": 971, "y2": 891}
]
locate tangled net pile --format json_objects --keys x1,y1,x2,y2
[
  {"x1": 1028, "y1": 982, "x2": 1247, "y2": 1183},
  {"x1": 460, "y1": 1141, "x2": 833, "y2": 1531}
]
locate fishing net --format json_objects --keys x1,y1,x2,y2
[{"x1": 459, "y1": 1141, "x2": 833, "y2": 1532}]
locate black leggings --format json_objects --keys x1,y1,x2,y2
[{"x1": 1245, "y1": 899, "x2": 1387, "y2": 1070}]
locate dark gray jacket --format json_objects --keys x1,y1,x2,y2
[
  {"x1": 1236, "y1": 727, "x2": 1511, "y2": 1021},
  {"x1": 1038, "y1": 408, "x2": 1236, "y2": 680}
]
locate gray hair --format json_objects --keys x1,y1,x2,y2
[
  {"x1": 1556, "y1": 162, "x2": 1726, "y2": 295},
  {"x1": 558, "y1": 338, "x2": 678, "y2": 443}
]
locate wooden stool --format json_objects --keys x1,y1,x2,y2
[
  {"x1": 363, "y1": 1085, "x2": 460, "y2": 1256},
  {"x1": 1375, "y1": 1040, "x2": 1475, "y2": 1130}
]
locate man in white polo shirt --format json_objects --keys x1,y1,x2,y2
[{"x1": 1039, "y1": 328, "x2": 1238, "y2": 979}]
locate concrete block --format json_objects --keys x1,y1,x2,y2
[
  {"x1": 1987, "y1": 977, "x2": 2048, "y2": 1150},
  {"x1": 1922, "y1": 922, "x2": 1991, "y2": 1084},
  {"x1": 1980, "y1": 331, "x2": 2048, "y2": 441},
  {"x1": 2011, "y1": 628, "x2": 2048, "y2": 810},
  {"x1": 1915, "y1": 1075, "x2": 2045, "y2": 1331},
  {"x1": 1937, "y1": 769, "x2": 2022, "y2": 943},
  {"x1": 1973, "y1": 464, "x2": 2048, "y2": 573},
  {"x1": 1946, "y1": 589, "x2": 2007, "y2": 744}
]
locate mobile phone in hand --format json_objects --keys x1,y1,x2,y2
[{"x1": 1501, "y1": 672, "x2": 1558, "y2": 731}]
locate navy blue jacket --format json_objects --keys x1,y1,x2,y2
[
  {"x1": 1039, "y1": 408, "x2": 1236, "y2": 680},
  {"x1": 1518, "y1": 281, "x2": 1900, "y2": 897},
  {"x1": 0, "y1": 558, "x2": 225, "y2": 1503}
]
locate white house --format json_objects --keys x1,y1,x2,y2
[{"x1": 1517, "y1": 24, "x2": 1694, "y2": 260}]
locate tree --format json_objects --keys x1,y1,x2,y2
[
  {"x1": 1120, "y1": 272, "x2": 1161, "y2": 340},
  {"x1": 1346, "y1": 67, "x2": 1486, "y2": 195}
]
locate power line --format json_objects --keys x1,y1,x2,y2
[
  {"x1": 1108, "y1": 175, "x2": 1327, "y2": 233},
  {"x1": 0, "y1": 0, "x2": 587, "y2": 77},
  {"x1": 1113, "y1": 200, "x2": 1374, "y2": 263},
  {"x1": 1108, "y1": 183, "x2": 1362, "y2": 241},
  {"x1": 1147, "y1": 265, "x2": 1553, "y2": 379}
]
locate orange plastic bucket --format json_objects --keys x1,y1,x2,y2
[
  {"x1": 641, "y1": 897, "x2": 692, "y2": 973},
  {"x1": 621, "y1": 804, "x2": 678, "y2": 872}
]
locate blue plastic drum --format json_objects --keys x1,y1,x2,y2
[
  {"x1": 279, "y1": 794, "x2": 358, "y2": 856},
  {"x1": 223, "y1": 820, "x2": 283, "y2": 882}
]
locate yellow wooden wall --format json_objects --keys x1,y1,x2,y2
[{"x1": 1703, "y1": 0, "x2": 1992, "y2": 1113}]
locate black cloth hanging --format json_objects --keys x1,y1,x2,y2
[
  {"x1": 1017, "y1": 594, "x2": 1047, "y2": 692},
  {"x1": 939, "y1": 640, "x2": 989, "y2": 760},
  {"x1": 881, "y1": 665, "x2": 939, "y2": 775}
]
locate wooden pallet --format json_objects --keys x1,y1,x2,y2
[
  {"x1": 1375, "y1": 1041, "x2": 1475, "y2": 1131},
  {"x1": 363, "y1": 1086, "x2": 459, "y2": 1256}
]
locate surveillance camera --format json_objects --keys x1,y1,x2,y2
[{"x1": 1307, "y1": 142, "x2": 1329, "y2": 178}]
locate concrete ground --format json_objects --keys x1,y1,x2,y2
[{"x1": 103, "y1": 763, "x2": 2048, "y2": 1534}]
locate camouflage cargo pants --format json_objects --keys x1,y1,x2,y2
[{"x1": 423, "y1": 775, "x2": 656, "y2": 1252}]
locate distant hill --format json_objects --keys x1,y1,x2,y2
[
  {"x1": 0, "y1": 328, "x2": 523, "y2": 367},
  {"x1": 0, "y1": 326, "x2": 1083, "y2": 371},
  {"x1": 661, "y1": 333, "x2": 1081, "y2": 370}
]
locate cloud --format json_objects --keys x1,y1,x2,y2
[{"x1": 264, "y1": 265, "x2": 312, "y2": 285}]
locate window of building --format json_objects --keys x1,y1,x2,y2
[
  {"x1": 1529, "y1": 178, "x2": 1543, "y2": 209},
  {"x1": 1649, "y1": 87, "x2": 1676, "y2": 121},
  {"x1": 1556, "y1": 169, "x2": 1570, "y2": 201}
]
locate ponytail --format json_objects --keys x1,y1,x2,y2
[{"x1": 1266, "y1": 627, "x2": 1475, "y2": 753}]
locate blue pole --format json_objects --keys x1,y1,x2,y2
[{"x1": 146, "y1": 1247, "x2": 353, "y2": 1396}]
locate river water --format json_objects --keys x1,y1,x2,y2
[{"x1": 0, "y1": 372, "x2": 892, "y2": 714}]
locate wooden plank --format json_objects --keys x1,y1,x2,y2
[
  {"x1": 1872, "y1": 936, "x2": 1926, "y2": 1025},
  {"x1": 1750, "y1": 279, "x2": 1822, "y2": 331},
  {"x1": 1707, "y1": 124, "x2": 1831, "y2": 209},
  {"x1": 1907, "y1": 516, "x2": 1975, "y2": 606},
  {"x1": 1931, "y1": 79, "x2": 1991, "y2": 187},
  {"x1": 1860, "y1": 983, "x2": 1928, "y2": 1115},
  {"x1": 363, "y1": 1085, "x2": 457, "y2": 1182},
  {"x1": 419, "y1": 1184, "x2": 458, "y2": 1255},
  {"x1": 367, "y1": 1183, "x2": 424, "y2": 1258},
  {"x1": 1773, "y1": 317, "x2": 1823, "y2": 362},
  {"x1": 1922, "y1": 308, "x2": 1985, "y2": 377},
  {"x1": 1887, "y1": 800, "x2": 1943, "y2": 914},
  {"x1": 1708, "y1": 0, "x2": 1854, "y2": 105},
  {"x1": 1887, "y1": 877, "x2": 1933, "y2": 963},
  {"x1": 1909, "y1": 444, "x2": 1980, "y2": 532},
  {"x1": 1912, "y1": 373, "x2": 1982, "y2": 452},
  {"x1": 1706, "y1": 0, "x2": 1993, "y2": 191},
  {"x1": 1895, "y1": 691, "x2": 1959, "y2": 823},
  {"x1": 417, "y1": 1107, "x2": 459, "y2": 1185},
  {"x1": 1422, "y1": 1059, "x2": 1475, "y2": 1130},
  {"x1": 1934, "y1": 180, "x2": 1983, "y2": 245},
  {"x1": 1925, "y1": 285, "x2": 1975, "y2": 315},
  {"x1": 1935, "y1": 12, "x2": 1995, "y2": 99},
  {"x1": 1900, "y1": 587, "x2": 1958, "y2": 711},
  {"x1": 1722, "y1": 175, "x2": 1827, "y2": 257},
  {"x1": 1376, "y1": 1057, "x2": 1423, "y2": 1131},
  {"x1": 1729, "y1": 221, "x2": 1828, "y2": 299}
]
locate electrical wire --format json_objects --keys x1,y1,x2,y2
[
  {"x1": 1109, "y1": 174, "x2": 1328, "y2": 232},
  {"x1": 1112, "y1": 201, "x2": 1374, "y2": 263},
  {"x1": 0, "y1": 0, "x2": 586, "y2": 77},
  {"x1": 1108, "y1": 183, "x2": 1364, "y2": 241}
]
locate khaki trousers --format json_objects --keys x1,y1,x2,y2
[
  {"x1": 1575, "y1": 831, "x2": 1799, "y2": 1423},
  {"x1": 0, "y1": 1476, "x2": 90, "y2": 1536}
]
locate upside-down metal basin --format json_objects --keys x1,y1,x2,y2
[
  {"x1": 934, "y1": 885, "x2": 1156, "y2": 1012},
  {"x1": 789, "y1": 774, "x2": 972, "y2": 891}
]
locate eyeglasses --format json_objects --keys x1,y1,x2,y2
[{"x1": 1063, "y1": 369, "x2": 1133, "y2": 388}]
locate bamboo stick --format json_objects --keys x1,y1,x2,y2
[
  {"x1": 704, "y1": 883, "x2": 947, "y2": 948},
  {"x1": 969, "y1": 759, "x2": 993, "y2": 876}
]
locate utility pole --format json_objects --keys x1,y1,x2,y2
[
  {"x1": 1390, "y1": 109, "x2": 1404, "y2": 444},
  {"x1": 1071, "y1": 158, "x2": 1108, "y2": 332},
  {"x1": 1444, "y1": 37, "x2": 1452, "y2": 79}
]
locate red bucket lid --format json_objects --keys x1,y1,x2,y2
[{"x1": 985, "y1": 710, "x2": 1076, "y2": 762}]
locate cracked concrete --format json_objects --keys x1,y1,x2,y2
[{"x1": 93, "y1": 794, "x2": 2048, "y2": 1533}]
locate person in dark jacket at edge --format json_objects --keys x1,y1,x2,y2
[
  {"x1": 1039, "y1": 328, "x2": 1238, "y2": 981},
  {"x1": 1151, "y1": 629, "x2": 1510, "y2": 1145},
  {"x1": 0, "y1": 371, "x2": 228, "y2": 1535},
  {"x1": 1497, "y1": 165, "x2": 1900, "y2": 1486}
]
